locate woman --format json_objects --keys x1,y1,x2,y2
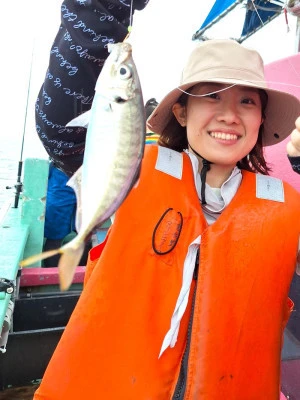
[{"x1": 34, "y1": 39, "x2": 300, "y2": 400}]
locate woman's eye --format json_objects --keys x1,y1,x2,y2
[
  {"x1": 118, "y1": 64, "x2": 132, "y2": 80},
  {"x1": 241, "y1": 98, "x2": 256, "y2": 105},
  {"x1": 205, "y1": 92, "x2": 219, "y2": 100}
]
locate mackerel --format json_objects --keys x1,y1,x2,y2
[{"x1": 20, "y1": 42, "x2": 146, "y2": 290}]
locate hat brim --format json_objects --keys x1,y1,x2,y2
[{"x1": 147, "y1": 78, "x2": 300, "y2": 147}]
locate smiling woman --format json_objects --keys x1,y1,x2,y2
[
  {"x1": 34, "y1": 38, "x2": 300, "y2": 400},
  {"x1": 150, "y1": 39, "x2": 299, "y2": 206}
]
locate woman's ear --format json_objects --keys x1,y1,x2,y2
[{"x1": 172, "y1": 103, "x2": 187, "y2": 127}]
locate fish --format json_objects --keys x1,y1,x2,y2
[{"x1": 20, "y1": 42, "x2": 146, "y2": 291}]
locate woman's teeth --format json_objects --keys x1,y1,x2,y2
[{"x1": 210, "y1": 132, "x2": 238, "y2": 140}]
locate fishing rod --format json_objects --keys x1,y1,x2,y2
[{"x1": 9, "y1": 40, "x2": 35, "y2": 209}]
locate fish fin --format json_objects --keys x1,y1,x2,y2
[
  {"x1": 58, "y1": 243, "x2": 85, "y2": 291},
  {"x1": 67, "y1": 167, "x2": 83, "y2": 232},
  {"x1": 132, "y1": 162, "x2": 142, "y2": 189},
  {"x1": 133, "y1": 178, "x2": 140, "y2": 189},
  {"x1": 19, "y1": 249, "x2": 62, "y2": 267},
  {"x1": 66, "y1": 110, "x2": 91, "y2": 128}
]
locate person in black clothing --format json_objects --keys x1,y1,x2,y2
[{"x1": 36, "y1": 0, "x2": 149, "y2": 177}]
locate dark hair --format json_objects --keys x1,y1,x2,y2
[
  {"x1": 158, "y1": 88, "x2": 271, "y2": 175},
  {"x1": 145, "y1": 98, "x2": 159, "y2": 120}
]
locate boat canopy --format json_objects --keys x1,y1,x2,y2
[{"x1": 193, "y1": 0, "x2": 285, "y2": 42}]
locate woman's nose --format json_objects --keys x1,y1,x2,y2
[{"x1": 216, "y1": 102, "x2": 241, "y2": 124}]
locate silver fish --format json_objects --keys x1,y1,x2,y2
[{"x1": 20, "y1": 42, "x2": 146, "y2": 290}]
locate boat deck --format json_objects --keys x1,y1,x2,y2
[{"x1": 0, "y1": 384, "x2": 39, "y2": 400}]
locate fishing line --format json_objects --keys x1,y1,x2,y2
[
  {"x1": 129, "y1": 0, "x2": 134, "y2": 27},
  {"x1": 124, "y1": 0, "x2": 134, "y2": 40},
  {"x1": 287, "y1": 58, "x2": 300, "y2": 80},
  {"x1": 20, "y1": 41, "x2": 35, "y2": 163},
  {"x1": 264, "y1": 80, "x2": 300, "y2": 88}
]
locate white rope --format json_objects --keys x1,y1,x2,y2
[
  {"x1": 251, "y1": 0, "x2": 265, "y2": 26},
  {"x1": 177, "y1": 84, "x2": 237, "y2": 97}
]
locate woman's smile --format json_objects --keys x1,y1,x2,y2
[{"x1": 208, "y1": 129, "x2": 241, "y2": 142}]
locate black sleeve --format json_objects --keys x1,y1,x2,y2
[
  {"x1": 35, "y1": 0, "x2": 149, "y2": 176},
  {"x1": 287, "y1": 155, "x2": 300, "y2": 175}
]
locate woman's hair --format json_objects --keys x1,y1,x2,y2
[{"x1": 157, "y1": 88, "x2": 271, "y2": 175}]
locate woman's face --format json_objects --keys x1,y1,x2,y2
[{"x1": 172, "y1": 83, "x2": 263, "y2": 169}]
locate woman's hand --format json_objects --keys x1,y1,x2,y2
[{"x1": 287, "y1": 116, "x2": 300, "y2": 157}]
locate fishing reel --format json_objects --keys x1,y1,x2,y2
[
  {"x1": 5, "y1": 161, "x2": 23, "y2": 209},
  {"x1": 0, "y1": 278, "x2": 15, "y2": 295}
]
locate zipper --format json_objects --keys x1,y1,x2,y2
[{"x1": 172, "y1": 250, "x2": 199, "y2": 399}]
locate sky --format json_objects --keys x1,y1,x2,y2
[{"x1": 1, "y1": 0, "x2": 299, "y2": 160}]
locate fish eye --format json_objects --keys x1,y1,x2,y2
[{"x1": 118, "y1": 64, "x2": 132, "y2": 80}]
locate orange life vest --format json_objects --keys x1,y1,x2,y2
[{"x1": 34, "y1": 145, "x2": 300, "y2": 400}]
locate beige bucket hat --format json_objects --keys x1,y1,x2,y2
[{"x1": 147, "y1": 39, "x2": 300, "y2": 146}]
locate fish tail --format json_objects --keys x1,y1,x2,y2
[
  {"x1": 19, "y1": 249, "x2": 62, "y2": 267},
  {"x1": 58, "y1": 242, "x2": 85, "y2": 291}
]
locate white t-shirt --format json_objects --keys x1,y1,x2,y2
[{"x1": 159, "y1": 151, "x2": 242, "y2": 356}]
